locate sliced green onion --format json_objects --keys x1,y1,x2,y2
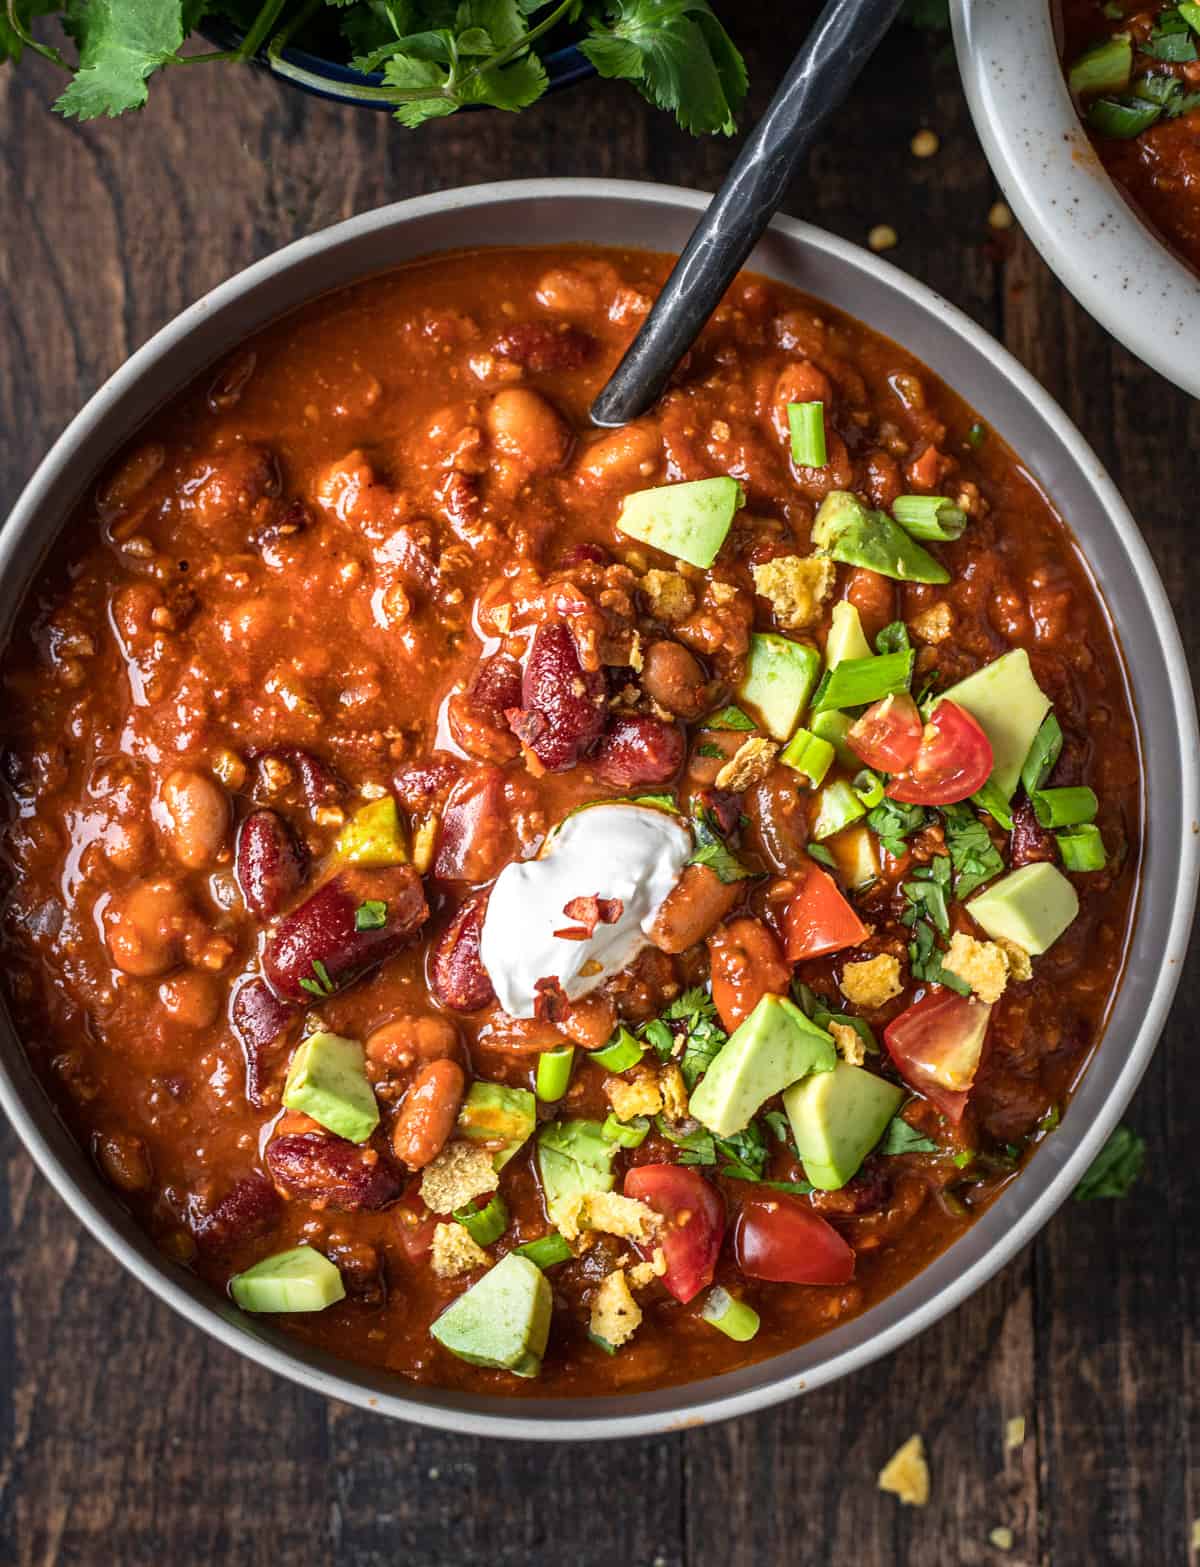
[
  {"x1": 1020, "y1": 712, "x2": 1063, "y2": 796},
  {"x1": 787, "y1": 401, "x2": 827, "y2": 468},
  {"x1": 454, "y1": 1193, "x2": 509, "y2": 1248},
  {"x1": 968, "y1": 421, "x2": 987, "y2": 448},
  {"x1": 952, "y1": 1149, "x2": 974, "y2": 1169},
  {"x1": 809, "y1": 709, "x2": 857, "y2": 768},
  {"x1": 1068, "y1": 33, "x2": 1133, "y2": 96},
  {"x1": 354, "y1": 899, "x2": 388, "y2": 931},
  {"x1": 602, "y1": 1112, "x2": 650, "y2": 1148},
  {"x1": 1057, "y1": 823, "x2": 1107, "y2": 871},
  {"x1": 812, "y1": 779, "x2": 867, "y2": 841},
  {"x1": 588, "y1": 1331, "x2": 619, "y2": 1356},
  {"x1": 780, "y1": 727, "x2": 835, "y2": 787},
  {"x1": 515, "y1": 1232, "x2": 574, "y2": 1268},
  {"x1": 852, "y1": 768, "x2": 885, "y2": 809},
  {"x1": 892, "y1": 494, "x2": 968, "y2": 542},
  {"x1": 536, "y1": 1045, "x2": 575, "y2": 1102},
  {"x1": 590, "y1": 1027, "x2": 645, "y2": 1074},
  {"x1": 1087, "y1": 93, "x2": 1163, "y2": 137},
  {"x1": 972, "y1": 777, "x2": 1014, "y2": 832},
  {"x1": 809, "y1": 650, "x2": 914, "y2": 714},
  {"x1": 1182, "y1": 0, "x2": 1200, "y2": 31},
  {"x1": 1031, "y1": 786, "x2": 1098, "y2": 829},
  {"x1": 705, "y1": 704, "x2": 756, "y2": 732},
  {"x1": 700, "y1": 1286, "x2": 761, "y2": 1342}
]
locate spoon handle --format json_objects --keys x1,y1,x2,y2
[{"x1": 590, "y1": 0, "x2": 908, "y2": 428}]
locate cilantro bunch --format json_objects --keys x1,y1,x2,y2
[{"x1": 2, "y1": 0, "x2": 748, "y2": 129}]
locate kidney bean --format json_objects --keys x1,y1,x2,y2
[
  {"x1": 447, "y1": 654, "x2": 523, "y2": 765},
  {"x1": 266, "y1": 1133, "x2": 402, "y2": 1211},
  {"x1": 809, "y1": 1164, "x2": 891, "y2": 1217},
  {"x1": 262, "y1": 865, "x2": 428, "y2": 1003},
  {"x1": 393, "y1": 759, "x2": 462, "y2": 813},
  {"x1": 506, "y1": 621, "x2": 607, "y2": 771},
  {"x1": 157, "y1": 769, "x2": 230, "y2": 869},
  {"x1": 708, "y1": 917, "x2": 791, "y2": 1032},
  {"x1": 235, "y1": 809, "x2": 309, "y2": 919},
  {"x1": 1009, "y1": 799, "x2": 1056, "y2": 867},
  {"x1": 391, "y1": 1058, "x2": 466, "y2": 1169},
  {"x1": 434, "y1": 767, "x2": 517, "y2": 882},
  {"x1": 430, "y1": 893, "x2": 496, "y2": 1011},
  {"x1": 492, "y1": 322, "x2": 594, "y2": 372},
  {"x1": 593, "y1": 714, "x2": 685, "y2": 788},
  {"x1": 249, "y1": 746, "x2": 343, "y2": 808},
  {"x1": 232, "y1": 976, "x2": 300, "y2": 1106},
  {"x1": 558, "y1": 542, "x2": 610, "y2": 569},
  {"x1": 197, "y1": 1174, "x2": 282, "y2": 1250},
  {"x1": 647, "y1": 864, "x2": 744, "y2": 954},
  {"x1": 640, "y1": 639, "x2": 710, "y2": 720}
]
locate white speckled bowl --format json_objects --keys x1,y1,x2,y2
[{"x1": 952, "y1": 0, "x2": 1200, "y2": 395}]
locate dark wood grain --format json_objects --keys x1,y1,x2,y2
[{"x1": 1, "y1": 8, "x2": 1197, "y2": 1564}]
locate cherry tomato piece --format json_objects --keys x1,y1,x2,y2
[
  {"x1": 782, "y1": 862, "x2": 870, "y2": 961},
  {"x1": 708, "y1": 917, "x2": 791, "y2": 1032},
  {"x1": 847, "y1": 692, "x2": 924, "y2": 774},
  {"x1": 734, "y1": 1195, "x2": 855, "y2": 1285},
  {"x1": 883, "y1": 989, "x2": 993, "y2": 1123},
  {"x1": 886, "y1": 700, "x2": 993, "y2": 806},
  {"x1": 624, "y1": 1164, "x2": 726, "y2": 1304}
]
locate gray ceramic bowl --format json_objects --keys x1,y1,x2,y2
[
  {"x1": 952, "y1": 0, "x2": 1200, "y2": 396},
  {"x1": 1, "y1": 180, "x2": 1196, "y2": 1440}
]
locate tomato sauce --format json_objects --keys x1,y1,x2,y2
[{"x1": 0, "y1": 247, "x2": 1141, "y2": 1396}]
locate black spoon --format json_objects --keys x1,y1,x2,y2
[{"x1": 590, "y1": 0, "x2": 908, "y2": 429}]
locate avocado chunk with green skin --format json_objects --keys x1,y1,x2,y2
[
  {"x1": 616, "y1": 476, "x2": 745, "y2": 569},
  {"x1": 457, "y1": 1081, "x2": 536, "y2": 1171},
  {"x1": 783, "y1": 1061, "x2": 905, "y2": 1190},
  {"x1": 937, "y1": 649, "x2": 1052, "y2": 801},
  {"x1": 230, "y1": 1246, "x2": 346, "y2": 1314},
  {"x1": 823, "y1": 600, "x2": 873, "y2": 668},
  {"x1": 282, "y1": 1032, "x2": 379, "y2": 1144},
  {"x1": 335, "y1": 796, "x2": 408, "y2": 868},
  {"x1": 967, "y1": 862, "x2": 1079, "y2": 955},
  {"x1": 536, "y1": 1119, "x2": 616, "y2": 1230},
  {"x1": 430, "y1": 1252, "x2": 553, "y2": 1375},
  {"x1": 689, "y1": 993, "x2": 836, "y2": 1138},
  {"x1": 812, "y1": 491, "x2": 950, "y2": 584},
  {"x1": 737, "y1": 632, "x2": 822, "y2": 741}
]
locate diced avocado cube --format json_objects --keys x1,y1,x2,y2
[
  {"x1": 616, "y1": 476, "x2": 745, "y2": 569},
  {"x1": 967, "y1": 862, "x2": 1079, "y2": 955},
  {"x1": 282, "y1": 1032, "x2": 379, "y2": 1144},
  {"x1": 335, "y1": 796, "x2": 408, "y2": 868},
  {"x1": 811, "y1": 779, "x2": 867, "y2": 842},
  {"x1": 809, "y1": 709, "x2": 858, "y2": 769},
  {"x1": 811, "y1": 490, "x2": 869, "y2": 550},
  {"x1": 737, "y1": 632, "x2": 822, "y2": 742},
  {"x1": 230, "y1": 1246, "x2": 346, "y2": 1313},
  {"x1": 823, "y1": 600, "x2": 873, "y2": 668},
  {"x1": 825, "y1": 821, "x2": 880, "y2": 890},
  {"x1": 689, "y1": 993, "x2": 836, "y2": 1138},
  {"x1": 812, "y1": 491, "x2": 950, "y2": 584},
  {"x1": 457, "y1": 1081, "x2": 536, "y2": 1171},
  {"x1": 783, "y1": 1061, "x2": 904, "y2": 1190},
  {"x1": 430, "y1": 1252, "x2": 552, "y2": 1374},
  {"x1": 536, "y1": 1119, "x2": 616, "y2": 1230},
  {"x1": 937, "y1": 650, "x2": 1052, "y2": 802}
]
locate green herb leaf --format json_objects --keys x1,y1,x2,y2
[
  {"x1": 662, "y1": 986, "x2": 728, "y2": 1089},
  {"x1": 1074, "y1": 1125, "x2": 1146, "y2": 1200},
  {"x1": 908, "y1": 919, "x2": 971, "y2": 994},
  {"x1": 881, "y1": 1116, "x2": 939, "y2": 1155},
  {"x1": 54, "y1": 0, "x2": 186, "y2": 118},
  {"x1": 688, "y1": 804, "x2": 756, "y2": 884},
  {"x1": 655, "y1": 1115, "x2": 716, "y2": 1165},
  {"x1": 355, "y1": 899, "x2": 388, "y2": 931},
  {"x1": 714, "y1": 1121, "x2": 769, "y2": 1181},
  {"x1": 867, "y1": 797, "x2": 928, "y2": 859},
  {"x1": 900, "y1": 853, "x2": 953, "y2": 937},
  {"x1": 704, "y1": 704, "x2": 755, "y2": 731},
  {"x1": 940, "y1": 802, "x2": 1005, "y2": 898},
  {"x1": 696, "y1": 742, "x2": 725, "y2": 759}
]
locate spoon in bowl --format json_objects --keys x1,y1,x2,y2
[{"x1": 590, "y1": 0, "x2": 908, "y2": 428}]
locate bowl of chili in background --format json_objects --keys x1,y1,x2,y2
[
  {"x1": 951, "y1": 0, "x2": 1200, "y2": 396},
  {"x1": 0, "y1": 180, "x2": 1195, "y2": 1440}
]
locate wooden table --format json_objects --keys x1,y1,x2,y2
[{"x1": 1, "y1": 7, "x2": 1197, "y2": 1563}]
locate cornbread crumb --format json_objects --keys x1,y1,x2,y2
[
  {"x1": 869, "y1": 224, "x2": 899, "y2": 253},
  {"x1": 660, "y1": 1063, "x2": 689, "y2": 1122},
  {"x1": 559, "y1": 1190, "x2": 661, "y2": 1244},
  {"x1": 750, "y1": 555, "x2": 835, "y2": 631},
  {"x1": 830, "y1": 1020, "x2": 866, "y2": 1066},
  {"x1": 606, "y1": 1072, "x2": 664, "y2": 1122},
  {"x1": 878, "y1": 1434, "x2": 929, "y2": 1506},
  {"x1": 590, "y1": 1270, "x2": 642, "y2": 1348},
  {"x1": 998, "y1": 938, "x2": 1033, "y2": 983},
  {"x1": 430, "y1": 1221, "x2": 490, "y2": 1279},
  {"x1": 419, "y1": 1140, "x2": 498, "y2": 1214},
  {"x1": 715, "y1": 736, "x2": 780, "y2": 792},
  {"x1": 840, "y1": 953, "x2": 904, "y2": 1009},
  {"x1": 628, "y1": 1248, "x2": 668, "y2": 1288}
]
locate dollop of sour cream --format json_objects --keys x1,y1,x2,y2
[{"x1": 479, "y1": 803, "x2": 693, "y2": 1020}]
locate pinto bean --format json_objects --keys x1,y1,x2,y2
[
  {"x1": 266, "y1": 1133, "x2": 403, "y2": 1210},
  {"x1": 430, "y1": 894, "x2": 495, "y2": 1011},
  {"x1": 592, "y1": 714, "x2": 685, "y2": 788},
  {"x1": 95, "y1": 1129, "x2": 153, "y2": 1193},
  {"x1": 391, "y1": 1059, "x2": 466, "y2": 1168},
  {"x1": 575, "y1": 423, "x2": 661, "y2": 489},
  {"x1": 486, "y1": 388, "x2": 571, "y2": 474},
  {"x1": 708, "y1": 917, "x2": 791, "y2": 1032},
  {"x1": 506, "y1": 621, "x2": 607, "y2": 772},
  {"x1": 844, "y1": 569, "x2": 897, "y2": 642},
  {"x1": 535, "y1": 266, "x2": 600, "y2": 314},
  {"x1": 157, "y1": 970, "x2": 221, "y2": 1029},
  {"x1": 235, "y1": 808, "x2": 308, "y2": 918},
  {"x1": 647, "y1": 864, "x2": 744, "y2": 954},
  {"x1": 366, "y1": 1014, "x2": 460, "y2": 1072},
  {"x1": 770, "y1": 361, "x2": 834, "y2": 443},
  {"x1": 262, "y1": 865, "x2": 428, "y2": 1003},
  {"x1": 105, "y1": 879, "x2": 193, "y2": 977},
  {"x1": 640, "y1": 640, "x2": 710, "y2": 720},
  {"x1": 560, "y1": 992, "x2": 618, "y2": 1051},
  {"x1": 156, "y1": 769, "x2": 229, "y2": 869}
]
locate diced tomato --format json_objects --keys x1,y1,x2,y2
[
  {"x1": 847, "y1": 693, "x2": 923, "y2": 773},
  {"x1": 886, "y1": 700, "x2": 993, "y2": 806},
  {"x1": 624, "y1": 1164, "x2": 726, "y2": 1304},
  {"x1": 782, "y1": 862, "x2": 869, "y2": 962},
  {"x1": 733, "y1": 1196, "x2": 855, "y2": 1285},
  {"x1": 708, "y1": 917, "x2": 791, "y2": 1032},
  {"x1": 883, "y1": 990, "x2": 993, "y2": 1122}
]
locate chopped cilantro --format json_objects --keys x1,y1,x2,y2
[
  {"x1": 952, "y1": 1149, "x2": 974, "y2": 1168},
  {"x1": 1037, "y1": 1103, "x2": 1061, "y2": 1133},
  {"x1": 1074, "y1": 1125, "x2": 1146, "y2": 1200},
  {"x1": 875, "y1": 620, "x2": 912, "y2": 656},
  {"x1": 867, "y1": 798, "x2": 927, "y2": 859},
  {"x1": 298, "y1": 958, "x2": 336, "y2": 998},
  {"x1": 900, "y1": 854, "x2": 952, "y2": 937},
  {"x1": 704, "y1": 704, "x2": 756, "y2": 731},
  {"x1": 760, "y1": 1177, "x2": 816, "y2": 1195},
  {"x1": 641, "y1": 1017, "x2": 676, "y2": 1060},
  {"x1": 940, "y1": 802, "x2": 1005, "y2": 898},
  {"x1": 881, "y1": 1117, "x2": 939, "y2": 1155},
  {"x1": 354, "y1": 899, "x2": 388, "y2": 931},
  {"x1": 663, "y1": 987, "x2": 728, "y2": 1089},
  {"x1": 688, "y1": 804, "x2": 756, "y2": 885},
  {"x1": 1144, "y1": 7, "x2": 1197, "y2": 61},
  {"x1": 632, "y1": 791, "x2": 678, "y2": 812},
  {"x1": 764, "y1": 1109, "x2": 794, "y2": 1147},
  {"x1": 655, "y1": 1116, "x2": 715, "y2": 1165},
  {"x1": 908, "y1": 920, "x2": 971, "y2": 994},
  {"x1": 714, "y1": 1121, "x2": 769, "y2": 1181},
  {"x1": 696, "y1": 742, "x2": 725, "y2": 760}
]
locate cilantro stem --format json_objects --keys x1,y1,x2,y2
[
  {"x1": 6, "y1": 0, "x2": 67, "y2": 67},
  {"x1": 234, "y1": 0, "x2": 293, "y2": 63}
]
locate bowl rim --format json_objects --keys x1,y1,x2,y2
[
  {"x1": 1, "y1": 178, "x2": 1196, "y2": 1441},
  {"x1": 950, "y1": 0, "x2": 1200, "y2": 397}
]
